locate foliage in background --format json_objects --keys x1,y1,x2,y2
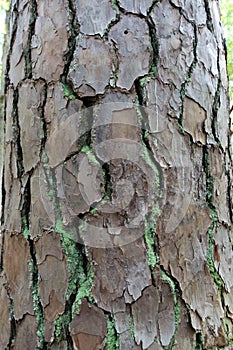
[
  {"x1": 220, "y1": 0, "x2": 233, "y2": 111},
  {"x1": 0, "y1": 1, "x2": 9, "y2": 89},
  {"x1": 0, "y1": 0, "x2": 9, "y2": 11}
]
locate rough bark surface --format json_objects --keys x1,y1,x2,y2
[{"x1": 0, "y1": 0, "x2": 232, "y2": 349}]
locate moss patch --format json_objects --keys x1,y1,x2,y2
[
  {"x1": 59, "y1": 81, "x2": 77, "y2": 100},
  {"x1": 161, "y1": 270, "x2": 181, "y2": 350},
  {"x1": 28, "y1": 260, "x2": 45, "y2": 349},
  {"x1": 54, "y1": 312, "x2": 71, "y2": 343},
  {"x1": 71, "y1": 259, "x2": 95, "y2": 316},
  {"x1": 128, "y1": 315, "x2": 135, "y2": 340},
  {"x1": 104, "y1": 315, "x2": 119, "y2": 350}
]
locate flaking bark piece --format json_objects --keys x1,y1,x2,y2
[
  {"x1": 152, "y1": 2, "x2": 194, "y2": 88},
  {"x1": 170, "y1": 0, "x2": 207, "y2": 25},
  {"x1": 4, "y1": 179, "x2": 22, "y2": 233},
  {"x1": 224, "y1": 287, "x2": 233, "y2": 321},
  {"x1": 120, "y1": 239, "x2": 151, "y2": 301},
  {"x1": 214, "y1": 226, "x2": 233, "y2": 292},
  {"x1": 38, "y1": 255, "x2": 68, "y2": 321},
  {"x1": 210, "y1": 148, "x2": 231, "y2": 225},
  {"x1": 9, "y1": 3, "x2": 30, "y2": 86},
  {"x1": 173, "y1": 301, "x2": 195, "y2": 350},
  {"x1": 51, "y1": 341, "x2": 68, "y2": 350},
  {"x1": 92, "y1": 247, "x2": 126, "y2": 311},
  {"x1": 44, "y1": 318, "x2": 55, "y2": 343},
  {"x1": 14, "y1": 314, "x2": 37, "y2": 350},
  {"x1": 4, "y1": 234, "x2": 34, "y2": 320},
  {"x1": 18, "y1": 80, "x2": 45, "y2": 173},
  {"x1": 35, "y1": 231, "x2": 64, "y2": 264},
  {"x1": 61, "y1": 152, "x2": 103, "y2": 216},
  {"x1": 146, "y1": 78, "x2": 181, "y2": 125},
  {"x1": 30, "y1": 166, "x2": 55, "y2": 237},
  {"x1": 158, "y1": 282, "x2": 175, "y2": 347},
  {"x1": 70, "y1": 298, "x2": 107, "y2": 349},
  {"x1": 183, "y1": 97, "x2": 207, "y2": 144},
  {"x1": 108, "y1": 15, "x2": 150, "y2": 90},
  {"x1": 32, "y1": 0, "x2": 68, "y2": 81},
  {"x1": 147, "y1": 344, "x2": 163, "y2": 350},
  {"x1": 0, "y1": 277, "x2": 11, "y2": 349},
  {"x1": 75, "y1": 0, "x2": 117, "y2": 35},
  {"x1": 92, "y1": 240, "x2": 150, "y2": 311},
  {"x1": 119, "y1": 0, "x2": 152, "y2": 15},
  {"x1": 216, "y1": 89, "x2": 230, "y2": 149},
  {"x1": 132, "y1": 285, "x2": 159, "y2": 349},
  {"x1": 68, "y1": 37, "x2": 113, "y2": 97},
  {"x1": 119, "y1": 330, "x2": 141, "y2": 350},
  {"x1": 158, "y1": 205, "x2": 224, "y2": 333},
  {"x1": 45, "y1": 85, "x2": 83, "y2": 168}
]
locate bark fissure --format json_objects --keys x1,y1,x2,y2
[
  {"x1": 28, "y1": 237, "x2": 47, "y2": 349},
  {"x1": 4, "y1": 3, "x2": 19, "y2": 91},
  {"x1": 147, "y1": 15, "x2": 159, "y2": 75},
  {"x1": 5, "y1": 283, "x2": 16, "y2": 350},
  {"x1": 24, "y1": 0, "x2": 37, "y2": 78},
  {"x1": 104, "y1": 314, "x2": 120, "y2": 349},
  {"x1": 212, "y1": 48, "x2": 222, "y2": 146},
  {"x1": 179, "y1": 23, "x2": 198, "y2": 128},
  {"x1": 203, "y1": 0, "x2": 214, "y2": 32},
  {"x1": 160, "y1": 269, "x2": 181, "y2": 350},
  {"x1": 12, "y1": 88, "x2": 24, "y2": 177},
  {"x1": 203, "y1": 146, "x2": 225, "y2": 293},
  {"x1": 134, "y1": 79, "x2": 161, "y2": 269},
  {"x1": 21, "y1": 172, "x2": 47, "y2": 349},
  {"x1": 60, "y1": 0, "x2": 79, "y2": 82}
]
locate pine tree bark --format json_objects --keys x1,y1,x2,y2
[{"x1": 0, "y1": 1, "x2": 232, "y2": 349}]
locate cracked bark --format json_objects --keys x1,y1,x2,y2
[{"x1": 0, "y1": 0, "x2": 232, "y2": 349}]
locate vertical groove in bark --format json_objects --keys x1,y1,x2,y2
[
  {"x1": 179, "y1": 22, "x2": 198, "y2": 128},
  {"x1": 5, "y1": 283, "x2": 16, "y2": 350},
  {"x1": 24, "y1": 0, "x2": 37, "y2": 79},
  {"x1": 1, "y1": 0, "x2": 232, "y2": 349},
  {"x1": 4, "y1": 2, "x2": 18, "y2": 92}
]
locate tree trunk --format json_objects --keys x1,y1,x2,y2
[{"x1": 0, "y1": 0, "x2": 232, "y2": 349}]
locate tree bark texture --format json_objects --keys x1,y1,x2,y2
[{"x1": 0, "y1": 0, "x2": 233, "y2": 349}]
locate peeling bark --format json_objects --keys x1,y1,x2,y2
[{"x1": 1, "y1": 0, "x2": 232, "y2": 349}]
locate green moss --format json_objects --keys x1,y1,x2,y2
[
  {"x1": 110, "y1": 0, "x2": 120, "y2": 12},
  {"x1": 29, "y1": 260, "x2": 45, "y2": 349},
  {"x1": 81, "y1": 145, "x2": 100, "y2": 166},
  {"x1": 72, "y1": 260, "x2": 95, "y2": 316},
  {"x1": 90, "y1": 207, "x2": 98, "y2": 215},
  {"x1": 55, "y1": 219, "x2": 95, "y2": 313},
  {"x1": 78, "y1": 219, "x2": 87, "y2": 232},
  {"x1": 128, "y1": 316, "x2": 135, "y2": 340},
  {"x1": 134, "y1": 95, "x2": 161, "y2": 270},
  {"x1": 222, "y1": 317, "x2": 233, "y2": 342},
  {"x1": 144, "y1": 214, "x2": 159, "y2": 268},
  {"x1": 22, "y1": 216, "x2": 30, "y2": 240},
  {"x1": 161, "y1": 270, "x2": 181, "y2": 349},
  {"x1": 55, "y1": 221, "x2": 80, "y2": 299},
  {"x1": 54, "y1": 312, "x2": 71, "y2": 342},
  {"x1": 104, "y1": 315, "x2": 119, "y2": 350},
  {"x1": 206, "y1": 221, "x2": 224, "y2": 292},
  {"x1": 59, "y1": 81, "x2": 77, "y2": 100}
]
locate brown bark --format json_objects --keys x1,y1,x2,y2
[{"x1": 0, "y1": 0, "x2": 232, "y2": 349}]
